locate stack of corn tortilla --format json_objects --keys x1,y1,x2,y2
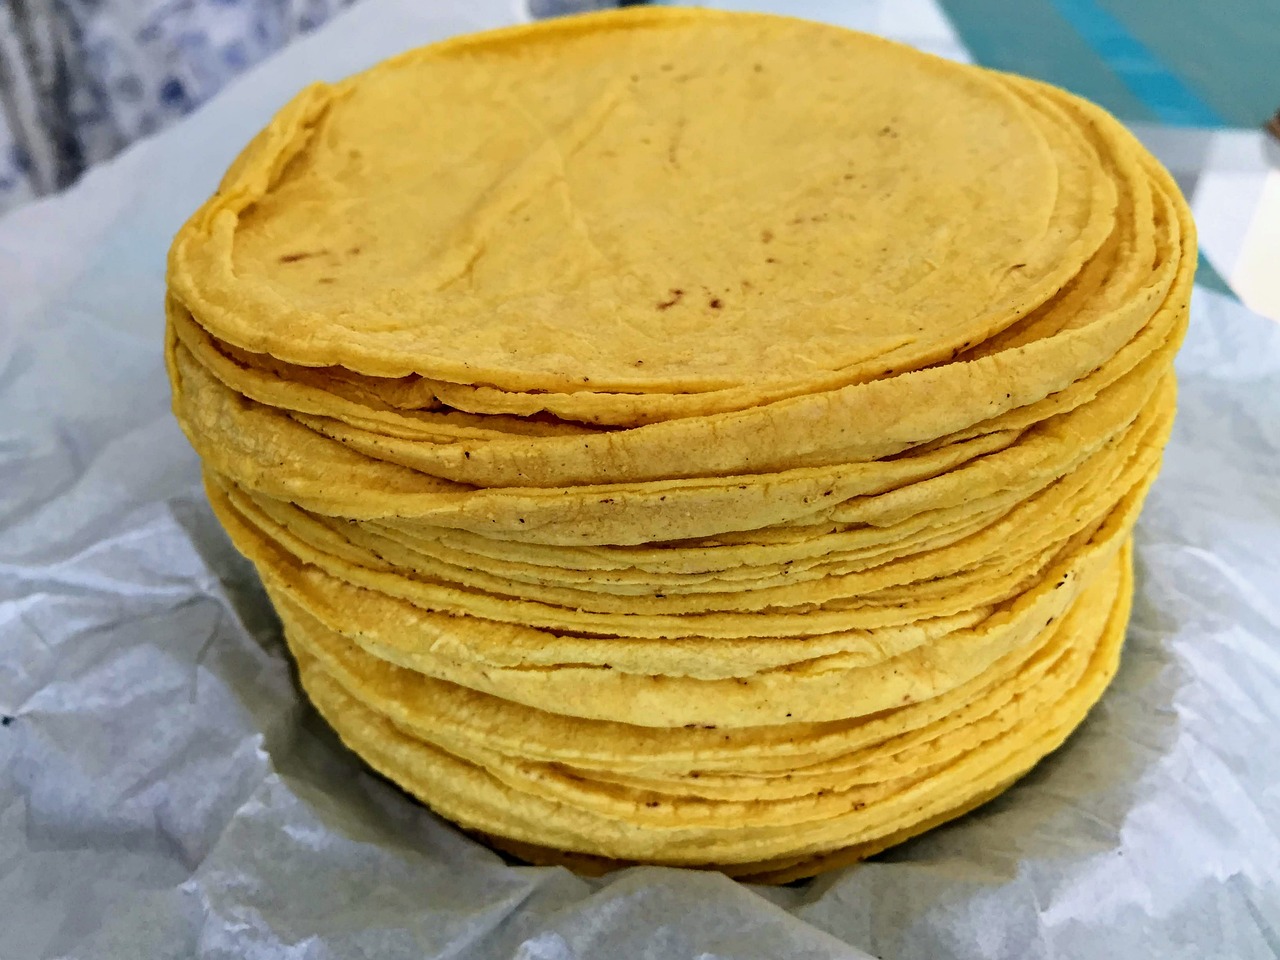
[{"x1": 165, "y1": 7, "x2": 1193, "y2": 882}]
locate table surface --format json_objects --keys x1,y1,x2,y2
[{"x1": 938, "y1": 0, "x2": 1278, "y2": 130}]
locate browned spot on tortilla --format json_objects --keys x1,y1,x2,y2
[
  {"x1": 278, "y1": 250, "x2": 325, "y2": 263},
  {"x1": 656, "y1": 288, "x2": 684, "y2": 310}
]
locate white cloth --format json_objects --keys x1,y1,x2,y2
[{"x1": 0, "y1": 0, "x2": 361, "y2": 214}]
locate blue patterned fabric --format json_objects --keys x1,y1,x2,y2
[{"x1": 0, "y1": 0, "x2": 360, "y2": 214}]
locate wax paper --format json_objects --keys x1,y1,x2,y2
[{"x1": 2, "y1": 1, "x2": 1278, "y2": 957}]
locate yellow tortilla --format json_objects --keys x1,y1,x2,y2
[
  {"x1": 287, "y1": 544, "x2": 1131, "y2": 874},
  {"x1": 169, "y1": 8, "x2": 1111, "y2": 395},
  {"x1": 162, "y1": 5, "x2": 1190, "y2": 881}
]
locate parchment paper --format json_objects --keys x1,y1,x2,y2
[{"x1": 2, "y1": 1, "x2": 1277, "y2": 956}]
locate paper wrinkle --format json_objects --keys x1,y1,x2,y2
[{"x1": 2, "y1": 1, "x2": 1279, "y2": 956}]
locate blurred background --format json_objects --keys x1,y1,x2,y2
[{"x1": 2, "y1": 0, "x2": 1276, "y2": 312}]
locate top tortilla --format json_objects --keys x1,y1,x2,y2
[{"x1": 169, "y1": 7, "x2": 1112, "y2": 394}]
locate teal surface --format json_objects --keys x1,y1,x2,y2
[
  {"x1": 1194, "y1": 251, "x2": 1235, "y2": 298},
  {"x1": 942, "y1": 0, "x2": 1159, "y2": 119},
  {"x1": 938, "y1": 0, "x2": 1278, "y2": 127}
]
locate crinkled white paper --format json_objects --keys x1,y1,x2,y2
[{"x1": 2, "y1": 1, "x2": 1278, "y2": 957}]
